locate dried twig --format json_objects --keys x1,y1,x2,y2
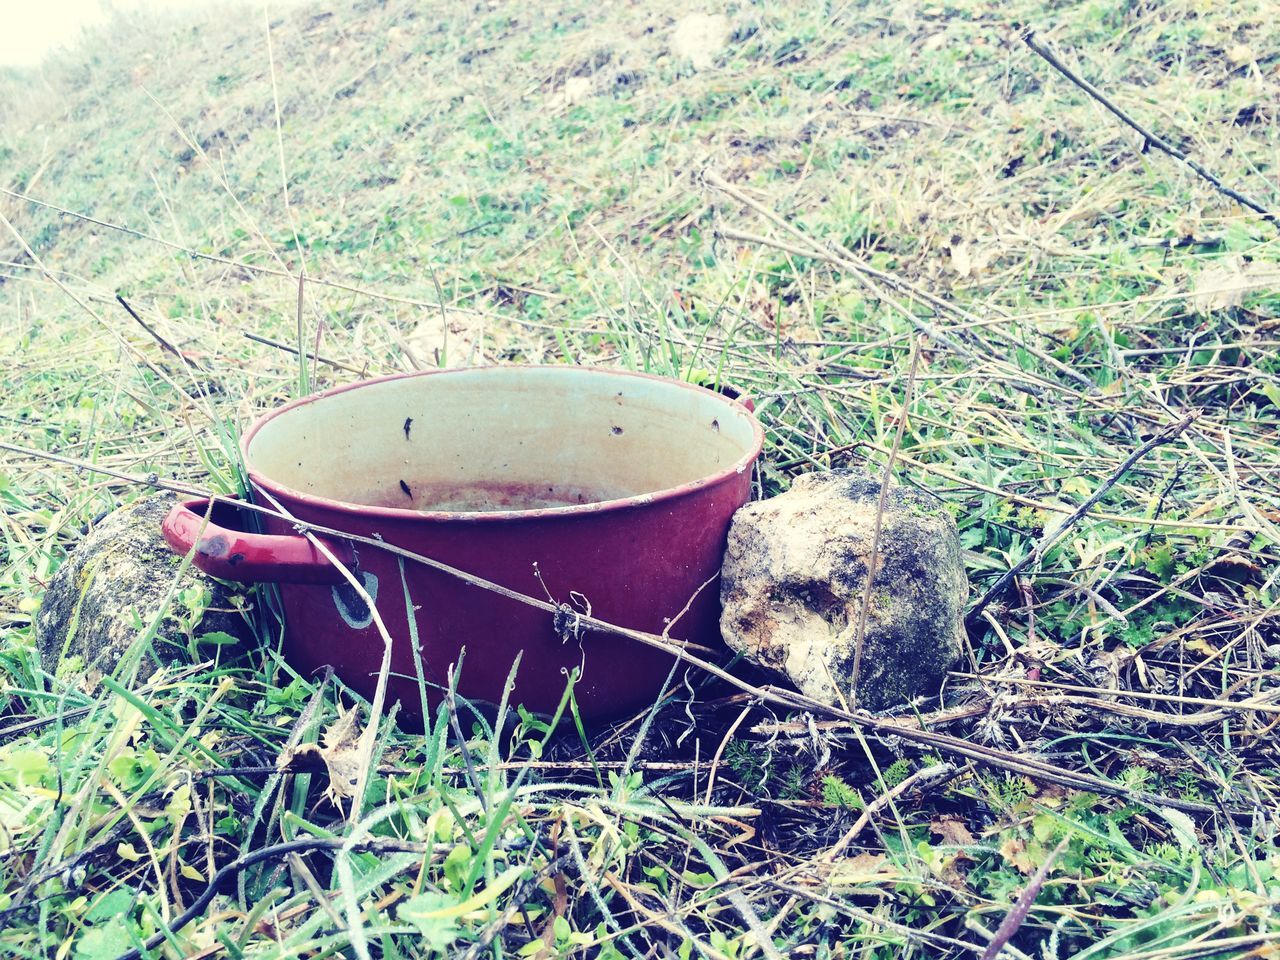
[
  {"x1": 849, "y1": 340, "x2": 920, "y2": 706},
  {"x1": 979, "y1": 836, "x2": 1070, "y2": 960},
  {"x1": 295, "y1": 270, "x2": 309, "y2": 395},
  {"x1": 446, "y1": 662, "x2": 488, "y2": 814},
  {"x1": 716, "y1": 224, "x2": 975, "y2": 359},
  {"x1": 704, "y1": 170, "x2": 1097, "y2": 390},
  {"x1": 766, "y1": 880, "x2": 987, "y2": 955},
  {"x1": 1022, "y1": 30, "x2": 1278, "y2": 230},
  {"x1": 702, "y1": 704, "x2": 755, "y2": 805},
  {"x1": 760, "y1": 762, "x2": 959, "y2": 948},
  {"x1": 823, "y1": 761, "x2": 958, "y2": 860},
  {"x1": 968, "y1": 413, "x2": 1197, "y2": 624},
  {"x1": 243, "y1": 331, "x2": 367, "y2": 374},
  {"x1": 950, "y1": 674, "x2": 1280, "y2": 717},
  {"x1": 115, "y1": 294, "x2": 186, "y2": 363},
  {"x1": 107, "y1": 835, "x2": 506, "y2": 960},
  {"x1": 0, "y1": 210, "x2": 218, "y2": 427},
  {"x1": 0, "y1": 185, "x2": 493, "y2": 317},
  {"x1": 457, "y1": 853, "x2": 570, "y2": 960},
  {"x1": 252, "y1": 486, "x2": 392, "y2": 825}
]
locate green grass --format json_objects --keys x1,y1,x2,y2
[{"x1": 3, "y1": 0, "x2": 1280, "y2": 957}]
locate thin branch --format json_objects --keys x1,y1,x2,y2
[
  {"x1": 828, "y1": 762, "x2": 959, "y2": 860},
  {"x1": 243, "y1": 331, "x2": 367, "y2": 374},
  {"x1": 115, "y1": 294, "x2": 185, "y2": 363},
  {"x1": 716, "y1": 224, "x2": 976, "y2": 360},
  {"x1": 296, "y1": 270, "x2": 310, "y2": 396},
  {"x1": 761, "y1": 762, "x2": 960, "y2": 945},
  {"x1": 105, "y1": 836, "x2": 508, "y2": 960},
  {"x1": 704, "y1": 170, "x2": 1097, "y2": 390},
  {"x1": 446, "y1": 662, "x2": 488, "y2": 814},
  {"x1": 1022, "y1": 30, "x2": 1278, "y2": 230},
  {"x1": 968, "y1": 413, "x2": 1197, "y2": 625},
  {"x1": 850, "y1": 340, "x2": 920, "y2": 707},
  {"x1": 979, "y1": 836, "x2": 1071, "y2": 960},
  {"x1": 0, "y1": 185, "x2": 493, "y2": 317}
]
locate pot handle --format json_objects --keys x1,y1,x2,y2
[{"x1": 161, "y1": 497, "x2": 350, "y2": 584}]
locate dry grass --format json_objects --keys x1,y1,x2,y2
[{"x1": 2, "y1": 0, "x2": 1280, "y2": 957}]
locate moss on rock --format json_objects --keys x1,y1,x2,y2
[{"x1": 35, "y1": 492, "x2": 249, "y2": 684}]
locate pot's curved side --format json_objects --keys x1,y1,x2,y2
[{"x1": 263, "y1": 468, "x2": 752, "y2": 718}]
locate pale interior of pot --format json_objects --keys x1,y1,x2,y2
[{"x1": 245, "y1": 367, "x2": 760, "y2": 513}]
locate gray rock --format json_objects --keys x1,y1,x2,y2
[
  {"x1": 720, "y1": 471, "x2": 966, "y2": 712},
  {"x1": 36, "y1": 492, "x2": 249, "y2": 683}
]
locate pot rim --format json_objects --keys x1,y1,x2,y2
[{"x1": 241, "y1": 364, "x2": 765, "y2": 523}]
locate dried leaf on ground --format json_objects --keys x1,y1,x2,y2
[
  {"x1": 1191, "y1": 256, "x2": 1280, "y2": 314},
  {"x1": 999, "y1": 838, "x2": 1039, "y2": 874},
  {"x1": 278, "y1": 701, "x2": 364, "y2": 807},
  {"x1": 930, "y1": 816, "x2": 976, "y2": 846},
  {"x1": 825, "y1": 852, "x2": 900, "y2": 886}
]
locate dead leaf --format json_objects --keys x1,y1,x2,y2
[
  {"x1": 999, "y1": 837, "x2": 1038, "y2": 874},
  {"x1": 279, "y1": 701, "x2": 364, "y2": 808},
  {"x1": 1184, "y1": 636, "x2": 1219, "y2": 658},
  {"x1": 550, "y1": 76, "x2": 593, "y2": 109},
  {"x1": 930, "y1": 816, "x2": 975, "y2": 846},
  {"x1": 403, "y1": 316, "x2": 482, "y2": 367},
  {"x1": 1227, "y1": 44, "x2": 1255, "y2": 65},
  {"x1": 826, "y1": 852, "x2": 899, "y2": 886},
  {"x1": 1193, "y1": 258, "x2": 1248, "y2": 313},
  {"x1": 950, "y1": 241, "x2": 972, "y2": 278},
  {"x1": 999, "y1": 838, "x2": 1030, "y2": 871},
  {"x1": 922, "y1": 32, "x2": 948, "y2": 53},
  {"x1": 1191, "y1": 257, "x2": 1280, "y2": 315}
]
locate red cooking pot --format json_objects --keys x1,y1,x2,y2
[{"x1": 162, "y1": 366, "x2": 763, "y2": 720}]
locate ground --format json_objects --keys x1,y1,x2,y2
[{"x1": 1, "y1": 0, "x2": 1279, "y2": 957}]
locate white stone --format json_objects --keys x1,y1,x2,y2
[{"x1": 672, "y1": 13, "x2": 730, "y2": 70}]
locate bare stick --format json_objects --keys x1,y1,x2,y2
[
  {"x1": 253, "y1": 485, "x2": 391, "y2": 826},
  {"x1": 849, "y1": 340, "x2": 920, "y2": 706},
  {"x1": 296, "y1": 270, "x2": 310, "y2": 396},
  {"x1": 265, "y1": 7, "x2": 307, "y2": 263},
  {"x1": 115, "y1": 294, "x2": 185, "y2": 362},
  {"x1": 0, "y1": 186, "x2": 493, "y2": 318},
  {"x1": 979, "y1": 836, "x2": 1071, "y2": 960},
  {"x1": 716, "y1": 226, "x2": 975, "y2": 360},
  {"x1": 824, "y1": 762, "x2": 958, "y2": 860},
  {"x1": 0, "y1": 210, "x2": 218, "y2": 428},
  {"x1": 243, "y1": 331, "x2": 366, "y2": 374},
  {"x1": 1022, "y1": 30, "x2": 1278, "y2": 230},
  {"x1": 106, "y1": 835, "x2": 493, "y2": 960},
  {"x1": 701, "y1": 704, "x2": 755, "y2": 805},
  {"x1": 704, "y1": 170, "x2": 1097, "y2": 390},
  {"x1": 761, "y1": 762, "x2": 958, "y2": 945},
  {"x1": 968, "y1": 413, "x2": 1197, "y2": 625}
]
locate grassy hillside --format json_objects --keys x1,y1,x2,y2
[{"x1": 3, "y1": 0, "x2": 1280, "y2": 957}]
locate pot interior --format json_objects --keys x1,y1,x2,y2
[{"x1": 245, "y1": 367, "x2": 760, "y2": 513}]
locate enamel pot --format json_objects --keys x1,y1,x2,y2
[{"x1": 162, "y1": 366, "x2": 763, "y2": 720}]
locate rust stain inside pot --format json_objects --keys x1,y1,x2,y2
[{"x1": 365, "y1": 480, "x2": 633, "y2": 513}]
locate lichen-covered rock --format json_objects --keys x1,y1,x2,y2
[
  {"x1": 720, "y1": 471, "x2": 966, "y2": 712},
  {"x1": 36, "y1": 492, "x2": 249, "y2": 684}
]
